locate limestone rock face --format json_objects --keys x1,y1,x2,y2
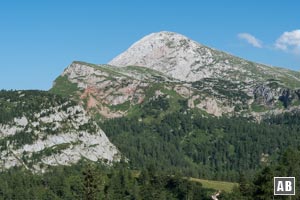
[
  {"x1": 109, "y1": 31, "x2": 214, "y2": 81},
  {"x1": 107, "y1": 31, "x2": 300, "y2": 119},
  {"x1": 109, "y1": 31, "x2": 300, "y2": 85},
  {"x1": 59, "y1": 62, "x2": 151, "y2": 118},
  {"x1": 51, "y1": 32, "x2": 300, "y2": 121},
  {"x1": 0, "y1": 92, "x2": 121, "y2": 172}
]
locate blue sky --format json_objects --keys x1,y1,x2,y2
[{"x1": 1, "y1": 0, "x2": 300, "y2": 90}]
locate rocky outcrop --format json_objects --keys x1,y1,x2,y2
[
  {"x1": 61, "y1": 62, "x2": 150, "y2": 118},
  {"x1": 51, "y1": 32, "x2": 300, "y2": 120},
  {"x1": 0, "y1": 100, "x2": 121, "y2": 172},
  {"x1": 109, "y1": 31, "x2": 215, "y2": 82},
  {"x1": 253, "y1": 84, "x2": 300, "y2": 108},
  {"x1": 109, "y1": 31, "x2": 300, "y2": 88},
  {"x1": 253, "y1": 85, "x2": 276, "y2": 105},
  {"x1": 52, "y1": 61, "x2": 300, "y2": 120}
]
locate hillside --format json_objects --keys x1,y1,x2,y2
[
  {"x1": 0, "y1": 90, "x2": 120, "y2": 172},
  {"x1": 189, "y1": 178, "x2": 237, "y2": 193},
  {"x1": 48, "y1": 31, "x2": 300, "y2": 181},
  {"x1": 109, "y1": 31, "x2": 300, "y2": 88},
  {"x1": 52, "y1": 59, "x2": 300, "y2": 120},
  {"x1": 51, "y1": 32, "x2": 300, "y2": 120},
  {"x1": 2, "y1": 31, "x2": 300, "y2": 199}
]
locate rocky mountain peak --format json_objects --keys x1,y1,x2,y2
[
  {"x1": 51, "y1": 32, "x2": 300, "y2": 122},
  {"x1": 109, "y1": 31, "x2": 300, "y2": 86},
  {"x1": 109, "y1": 31, "x2": 212, "y2": 82}
]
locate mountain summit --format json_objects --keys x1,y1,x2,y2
[
  {"x1": 109, "y1": 31, "x2": 208, "y2": 82},
  {"x1": 50, "y1": 32, "x2": 300, "y2": 120},
  {"x1": 109, "y1": 31, "x2": 300, "y2": 86}
]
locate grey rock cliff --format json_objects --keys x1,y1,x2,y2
[
  {"x1": 0, "y1": 95, "x2": 121, "y2": 172},
  {"x1": 109, "y1": 31, "x2": 300, "y2": 86}
]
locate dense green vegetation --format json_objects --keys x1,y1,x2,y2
[
  {"x1": 1, "y1": 149, "x2": 299, "y2": 199},
  {"x1": 2, "y1": 89, "x2": 300, "y2": 199},
  {"x1": 219, "y1": 148, "x2": 300, "y2": 199},
  {"x1": 191, "y1": 78, "x2": 251, "y2": 104},
  {"x1": 101, "y1": 96, "x2": 300, "y2": 182},
  {"x1": 0, "y1": 161, "x2": 214, "y2": 200},
  {"x1": 0, "y1": 90, "x2": 73, "y2": 124}
]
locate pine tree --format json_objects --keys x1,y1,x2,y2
[{"x1": 82, "y1": 164, "x2": 99, "y2": 200}]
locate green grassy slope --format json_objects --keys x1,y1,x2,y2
[{"x1": 189, "y1": 177, "x2": 237, "y2": 193}]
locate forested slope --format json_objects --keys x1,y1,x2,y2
[{"x1": 100, "y1": 96, "x2": 300, "y2": 182}]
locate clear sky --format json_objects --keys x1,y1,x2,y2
[{"x1": 1, "y1": 0, "x2": 300, "y2": 90}]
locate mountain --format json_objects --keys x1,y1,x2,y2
[
  {"x1": 51, "y1": 61, "x2": 181, "y2": 118},
  {"x1": 47, "y1": 31, "x2": 300, "y2": 180},
  {"x1": 52, "y1": 30, "x2": 300, "y2": 119},
  {"x1": 0, "y1": 90, "x2": 120, "y2": 172},
  {"x1": 109, "y1": 31, "x2": 300, "y2": 86},
  {"x1": 2, "y1": 31, "x2": 300, "y2": 198}
]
